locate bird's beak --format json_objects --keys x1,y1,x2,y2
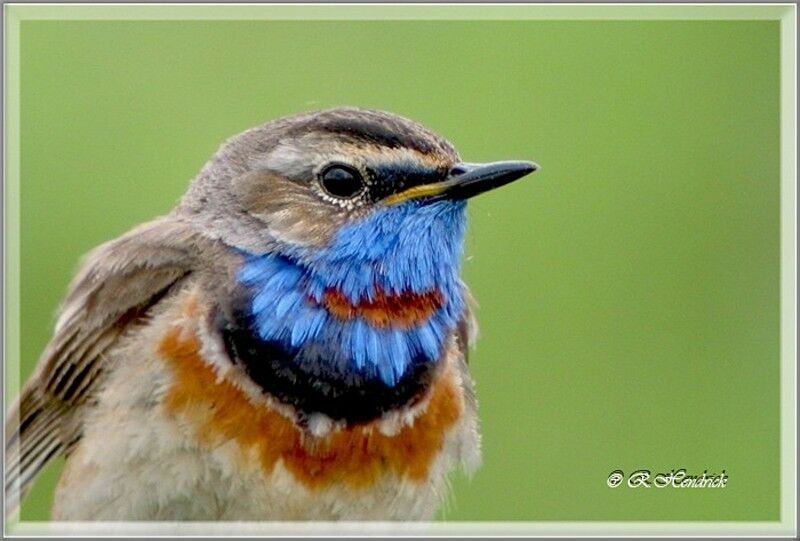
[{"x1": 383, "y1": 160, "x2": 539, "y2": 206}]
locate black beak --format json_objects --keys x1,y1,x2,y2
[
  {"x1": 440, "y1": 161, "x2": 539, "y2": 200},
  {"x1": 383, "y1": 160, "x2": 538, "y2": 206}
]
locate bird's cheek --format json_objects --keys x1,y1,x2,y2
[
  {"x1": 262, "y1": 208, "x2": 342, "y2": 250},
  {"x1": 232, "y1": 173, "x2": 345, "y2": 249}
]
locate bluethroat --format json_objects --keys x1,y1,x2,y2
[{"x1": 5, "y1": 107, "x2": 538, "y2": 520}]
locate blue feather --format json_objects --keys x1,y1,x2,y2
[
  {"x1": 237, "y1": 200, "x2": 467, "y2": 387},
  {"x1": 377, "y1": 357, "x2": 397, "y2": 387}
]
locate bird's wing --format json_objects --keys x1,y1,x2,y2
[{"x1": 4, "y1": 217, "x2": 200, "y2": 517}]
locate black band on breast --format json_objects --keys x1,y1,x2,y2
[{"x1": 219, "y1": 310, "x2": 440, "y2": 426}]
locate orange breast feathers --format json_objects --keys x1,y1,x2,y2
[
  {"x1": 158, "y1": 317, "x2": 464, "y2": 490},
  {"x1": 317, "y1": 287, "x2": 444, "y2": 329}
]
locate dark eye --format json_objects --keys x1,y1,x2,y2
[{"x1": 319, "y1": 164, "x2": 365, "y2": 199}]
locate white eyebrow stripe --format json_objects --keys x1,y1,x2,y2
[
  {"x1": 252, "y1": 134, "x2": 449, "y2": 181},
  {"x1": 253, "y1": 140, "x2": 314, "y2": 178}
]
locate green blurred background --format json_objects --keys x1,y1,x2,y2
[{"x1": 15, "y1": 19, "x2": 780, "y2": 521}]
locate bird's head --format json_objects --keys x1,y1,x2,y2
[
  {"x1": 179, "y1": 107, "x2": 536, "y2": 258},
  {"x1": 177, "y1": 108, "x2": 537, "y2": 423}
]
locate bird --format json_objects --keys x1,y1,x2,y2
[{"x1": 5, "y1": 107, "x2": 538, "y2": 521}]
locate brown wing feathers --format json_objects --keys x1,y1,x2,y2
[{"x1": 4, "y1": 219, "x2": 197, "y2": 517}]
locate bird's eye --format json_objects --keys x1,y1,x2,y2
[{"x1": 318, "y1": 164, "x2": 365, "y2": 199}]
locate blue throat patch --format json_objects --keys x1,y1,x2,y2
[{"x1": 237, "y1": 200, "x2": 467, "y2": 387}]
